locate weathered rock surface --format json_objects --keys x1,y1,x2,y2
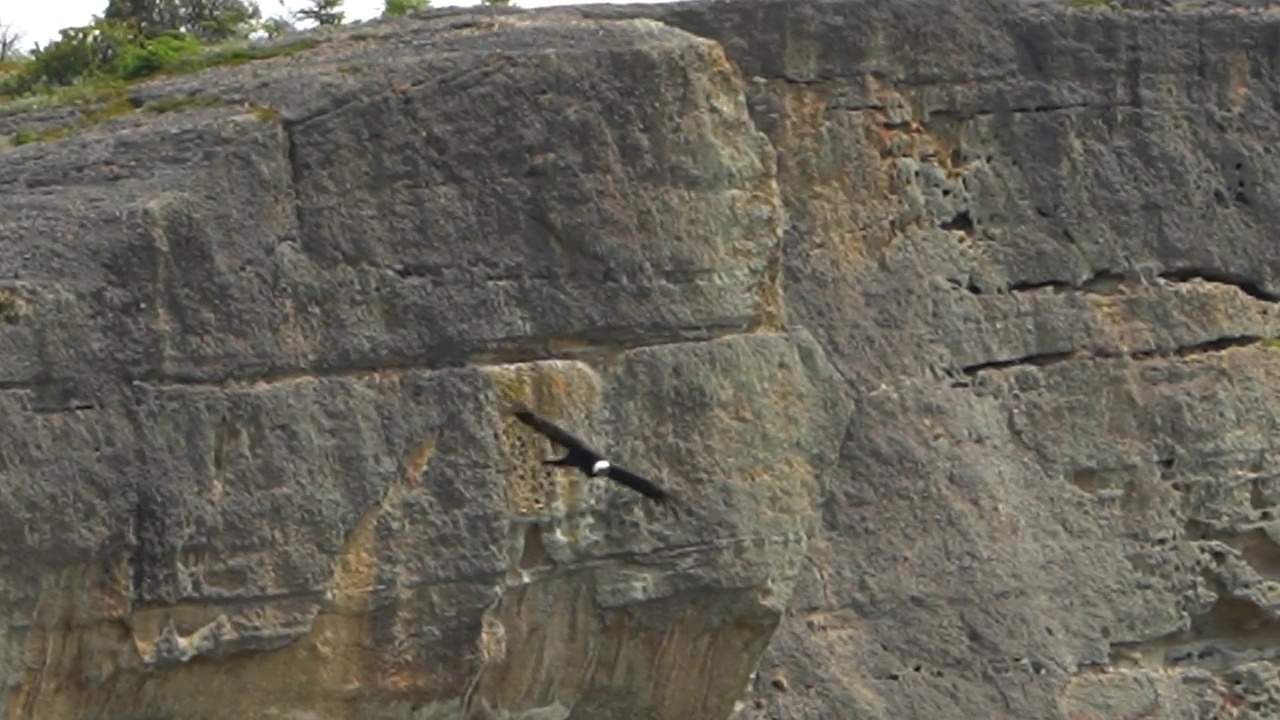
[{"x1": 3, "y1": 0, "x2": 1280, "y2": 718}]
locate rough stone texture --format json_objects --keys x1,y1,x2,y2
[
  {"x1": 599, "y1": 1, "x2": 1280, "y2": 718},
  {"x1": 3, "y1": 0, "x2": 1280, "y2": 718},
  {"x1": 0, "y1": 12, "x2": 843, "y2": 720}
]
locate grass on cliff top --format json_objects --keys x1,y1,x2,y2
[
  {"x1": 1, "y1": 32, "x2": 318, "y2": 147},
  {"x1": 7, "y1": 87, "x2": 263, "y2": 147},
  {"x1": 8, "y1": 90, "x2": 280, "y2": 147},
  {"x1": 1, "y1": 35, "x2": 319, "y2": 112},
  {"x1": 157, "y1": 35, "x2": 322, "y2": 76}
]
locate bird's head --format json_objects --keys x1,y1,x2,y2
[{"x1": 591, "y1": 460, "x2": 611, "y2": 476}]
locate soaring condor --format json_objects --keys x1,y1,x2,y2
[{"x1": 508, "y1": 402, "x2": 680, "y2": 518}]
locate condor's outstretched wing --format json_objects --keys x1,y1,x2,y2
[
  {"x1": 509, "y1": 403, "x2": 597, "y2": 454},
  {"x1": 606, "y1": 464, "x2": 681, "y2": 518},
  {"x1": 603, "y1": 464, "x2": 671, "y2": 501}
]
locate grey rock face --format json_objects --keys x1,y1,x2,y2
[
  {"x1": 0, "y1": 12, "x2": 840, "y2": 720},
  {"x1": 3, "y1": 0, "x2": 1280, "y2": 718},
  {"x1": 590, "y1": 1, "x2": 1280, "y2": 718}
]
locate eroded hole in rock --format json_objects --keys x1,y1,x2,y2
[
  {"x1": 1185, "y1": 518, "x2": 1216, "y2": 541},
  {"x1": 939, "y1": 210, "x2": 974, "y2": 233},
  {"x1": 1249, "y1": 478, "x2": 1269, "y2": 510},
  {"x1": 0, "y1": 289, "x2": 25, "y2": 324},
  {"x1": 1196, "y1": 526, "x2": 1280, "y2": 581},
  {"x1": 1193, "y1": 596, "x2": 1280, "y2": 641},
  {"x1": 1114, "y1": 595, "x2": 1280, "y2": 672},
  {"x1": 518, "y1": 524, "x2": 551, "y2": 570},
  {"x1": 1069, "y1": 468, "x2": 1106, "y2": 494},
  {"x1": 1068, "y1": 467, "x2": 1170, "y2": 514},
  {"x1": 1118, "y1": 478, "x2": 1163, "y2": 514}
]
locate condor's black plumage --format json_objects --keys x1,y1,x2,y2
[{"x1": 508, "y1": 402, "x2": 679, "y2": 517}]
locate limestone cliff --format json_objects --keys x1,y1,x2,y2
[{"x1": 2, "y1": 0, "x2": 1280, "y2": 718}]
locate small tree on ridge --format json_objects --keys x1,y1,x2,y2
[{"x1": 294, "y1": 0, "x2": 345, "y2": 27}]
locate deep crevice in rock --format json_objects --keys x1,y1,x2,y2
[
  {"x1": 127, "y1": 324, "x2": 762, "y2": 390},
  {"x1": 1158, "y1": 268, "x2": 1280, "y2": 302},
  {"x1": 1132, "y1": 335, "x2": 1263, "y2": 360},
  {"x1": 958, "y1": 267, "x2": 1279, "y2": 302},
  {"x1": 961, "y1": 350, "x2": 1077, "y2": 376},
  {"x1": 1006, "y1": 278, "x2": 1074, "y2": 293},
  {"x1": 1110, "y1": 596, "x2": 1280, "y2": 672},
  {"x1": 962, "y1": 335, "x2": 1267, "y2": 377}
]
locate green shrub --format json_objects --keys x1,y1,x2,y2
[
  {"x1": 383, "y1": 0, "x2": 430, "y2": 16},
  {"x1": 0, "y1": 24, "x2": 319, "y2": 102},
  {"x1": 112, "y1": 31, "x2": 205, "y2": 80},
  {"x1": 104, "y1": 0, "x2": 262, "y2": 42},
  {"x1": 1, "y1": 20, "x2": 142, "y2": 96},
  {"x1": 165, "y1": 36, "x2": 320, "y2": 74},
  {"x1": 0, "y1": 14, "x2": 323, "y2": 113}
]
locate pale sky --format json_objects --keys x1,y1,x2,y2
[{"x1": 4, "y1": 0, "x2": 671, "y2": 52}]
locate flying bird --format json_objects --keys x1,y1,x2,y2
[{"x1": 508, "y1": 402, "x2": 680, "y2": 518}]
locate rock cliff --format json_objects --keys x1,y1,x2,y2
[{"x1": 3, "y1": 0, "x2": 1280, "y2": 718}]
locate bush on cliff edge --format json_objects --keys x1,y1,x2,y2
[{"x1": 0, "y1": 20, "x2": 215, "y2": 98}]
